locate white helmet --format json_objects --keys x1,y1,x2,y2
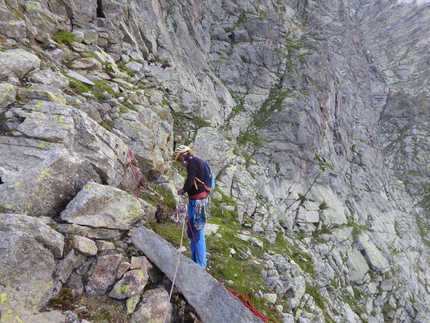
[{"x1": 174, "y1": 145, "x2": 191, "y2": 161}]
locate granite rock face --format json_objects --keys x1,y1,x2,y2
[{"x1": 0, "y1": 0, "x2": 430, "y2": 322}]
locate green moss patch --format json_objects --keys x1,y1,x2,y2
[
  {"x1": 52, "y1": 30, "x2": 75, "y2": 45},
  {"x1": 48, "y1": 288, "x2": 130, "y2": 323}
]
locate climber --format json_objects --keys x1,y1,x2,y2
[{"x1": 174, "y1": 145, "x2": 208, "y2": 269}]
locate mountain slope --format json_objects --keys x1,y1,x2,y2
[{"x1": 0, "y1": 0, "x2": 429, "y2": 322}]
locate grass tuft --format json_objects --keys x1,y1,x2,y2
[{"x1": 52, "y1": 30, "x2": 75, "y2": 45}]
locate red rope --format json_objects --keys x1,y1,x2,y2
[
  {"x1": 127, "y1": 148, "x2": 175, "y2": 216},
  {"x1": 223, "y1": 283, "x2": 277, "y2": 323}
]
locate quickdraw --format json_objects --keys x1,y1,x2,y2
[{"x1": 171, "y1": 196, "x2": 187, "y2": 223}]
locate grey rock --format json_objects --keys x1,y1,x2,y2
[
  {"x1": 53, "y1": 223, "x2": 123, "y2": 241},
  {"x1": 0, "y1": 0, "x2": 430, "y2": 320},
  {"x1": 65, "y1": 271, "x2": 85, "y2": 295},
  {"x1": 132, "y1": 226, "x2": 263, "y2": 323},
  {"x1": 130, "y1": 256, "x2": 149, "y2": 270},
  {"x1": 1, "y1": 97, "x2": 130, "y2": 216},
  {"x1": 113, "y1": 107, "x2": 171, "y2": 174},
  {"x1": 0, "y1": 6, "x2": 26, "y2": 39},
  {"x1": 67, "y1": 70, "x2": 95, "y2": 86},
  {"x1": 0, "y1": 213, "x2": 64, "y2": 258},
  {"x1": 0, "y1": 49, "x2": 40, "y2": 80},
  {"x1": 96, "y1": 240, "x2": 116, "y2": 251},
  {"x1": 27, "y1": 69, "x2": 70, "y2": 89},
  {"x1": 126, "y1": 294, "x2": 141, "y2": 314},
  {"x1": 30, "y1": 310, "x2": 67, "y2": 323},
  {"x1": 71, "y1": 234, "x2": 98, "y2": 256},
  {"x1": 81, "y1": 28, "x2": 99, "y2": 45},
  {"x1": 346, "y1": 248, "x2": 370, "y2": 283},
  {"x1": 61, "y1": 181, "x2": 144, "y2": 230},
  {"x1": 126, "y1": 61, "x2": 145, "y2": 73},
  {"x1": 17, "y1": 84, "x2": 67, "y2": 105},
  {"x1": 85, "y1": 251, "x2": 124, "y2": 296},
  {"x1": 108, "y1": 269, "x2": 149, "y2": 299},
  {"x1": 116, "y1": 262, "x2": 131, "y2": 279},
  {"x1": 0, "y1": 83, "x2": 17, "y2": 110},
  {"x1": 0, "y1": 214, "x2": 64, "y2": 319},
  {"x1": 70, "y1": 40, "x2": 88, "y2": 52},
  {"x1": 64, "y1": 310, "x2": 80, "y2": 323},
  {"x1": 55, "y1": 250, "x2": 82, "y2": 284},
  {"x1": 130, "y1": 287, "x2": 172, "y2": 323},
  {"x1": 79, "y1": 101, "x2": 103, "y2": 123},
  {"x1": 72, "y1": 30, "x2": 85, "y2": 43},
  {"x1": 71, "y1": 58, "x2": 103, "y2": 70},
  {"x1": 355, "y1": 232, "x2": 390, "y2": 274}
]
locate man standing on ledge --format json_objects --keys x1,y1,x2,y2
[{"x1": 175, "y1": 145, "x2": 208, "y2": 269}]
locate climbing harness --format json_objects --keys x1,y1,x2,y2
[{"x1": 193, "y1": 197, "x2": 210, "y2": 230}]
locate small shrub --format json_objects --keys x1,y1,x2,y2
[
  {"x1": 319, "y1": 201, "x2": 329, "y2": 210},
  {"x1": 101, "y1": 120, "x2": 113, "y2": 131},
  {"x1": 52, "y1": 30, "x2": 75, "y2": 45},
  {"x1": 91, "y1": 81, "x2": 117, "y2": 101},
  {"x1": 48, "y1": 287, "x2": 79, "y2": 311},
  {"x1": 117, "y1": 61, "x2": 135, "y2": 77},
  {"x1": 69, "y1": 79, "x2": 89, "y2": 95},
  {"x1": 306, "y1": 282, "x2": 325, "y2": 308},
  {"x1": 285, "y1": 245, "x2": 314, "y2": 275},
  {"x1": 313, "y1": 155, "x2": 334, "y2": 171}
]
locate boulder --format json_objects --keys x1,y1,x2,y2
[
  {"x1": 85, "y1": 250, "x2": 124, "y2": 296},
  {"x1": 356, "y1": 232, "x2": 390, "y2": 274},
  {"x1": 0, "y1": 135, "x2": 99, "y2": 217},
  {"x1": 0, "y1": 49, "x2": 40, "y2": 80},
  {"x1": 71, "y1": 57, "x2": 103, "y2": 70},
  {"x1": 27, "y1": 68, "x2": 70, "y2": 89},
  {"x1": 67, "y1": 70, "x2": 95, "y2": 86},
  {"x1": 61, "y1": 181, "x2": 144, "y2": 230},
  {"x1": 55, "y1": 250, "x2": 86, "y2": 285},
  {"x1": 109, "y1": 269, "x2": 149, "y2": 299},
  {"x1": 113, "y1": 108, "x2": 171, "y2": 174},
  {"x1": 0, "y1": 83, "x2": 17, "y2": 111},
  {"x1": 130, "y1": 287, "x2": 172, "y2": 323},
  {"x1": 0, "y1": 99, "x2": 129, "y2": 217},
  {"x1": 71, "y1": 234, "x2": 98, "y2": 256},
  {"x1": 0, "y1": 5, "x2": 26, "y2": 40},
  {"x1": 0, "y1": 214, "x2": 64, "y2": 321},
  {"x1": 347, "y1": 248, "x2": 370, "y2": 283}
]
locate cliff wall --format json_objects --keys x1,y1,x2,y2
[{"x1": 0, "y1": 0, "x2": 429, "y2": 322}]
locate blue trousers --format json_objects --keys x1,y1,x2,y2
[{"x1": 186, "y1": 199, "x2": 206, "y2": 268}]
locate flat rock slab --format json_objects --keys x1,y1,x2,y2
[{"x1": 131, "y1": 226, "x2": 263, "y2": 323}]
